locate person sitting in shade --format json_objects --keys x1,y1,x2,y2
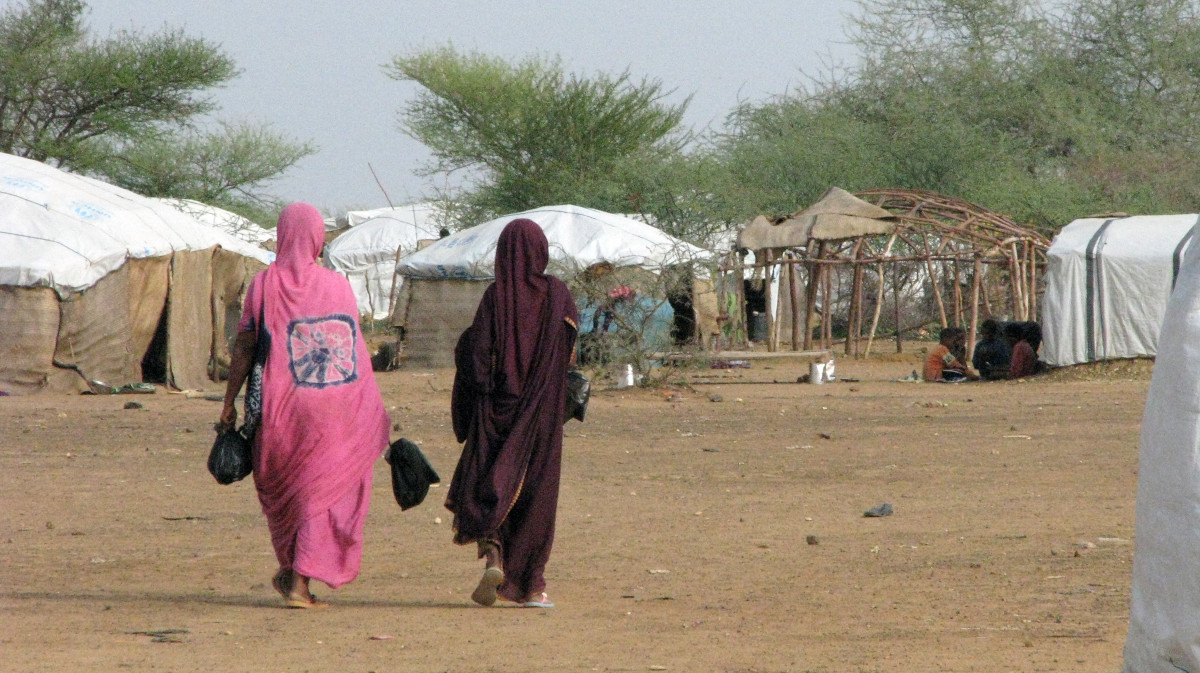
[
  {"x1": 1005, "y1": 322, "x2": 1038, "y2": 379},
  {"x1": 924, "y1": 327, "x2": 979, "y2": 382},
  {"x1": 972, "y1": 319, "x2": 1011, "y2": 381}
]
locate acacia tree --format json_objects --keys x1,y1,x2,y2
[
  {"x1": 94, "y1": 122, "x2": 315, "y2": 223},
  {"x1": 710, "y1": 0, "x2": 1200, "y2": 231},
  {"x1": 0, "y1": 0, "x2": 312, "y2": 221},
  {"x1": 386, "y1": 47, "x2": 693, "y2": 227}
]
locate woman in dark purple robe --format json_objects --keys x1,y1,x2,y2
[{"x1": 446, "y1": 218, "x2": 579, "y2": 608}]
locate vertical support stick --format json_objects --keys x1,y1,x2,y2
[
  {"x1": 803, "y1": 242, "x2": 824, "y2": 350},
  {"x1": 735, "y1": 251, "x2": 747, "y2": 347},
  {"x1": 952, "y1": 258, "x2": 963, "y2": 328},
  {"x1": 1010, "y1": 243, "x2": 1025, "y2": 320},
  {"x1": 822, "y1": 262, "x2": 833, "y2": 350},
  {"x1": 715, "y1": 259, "x2": 727, "y2": 352},
  {"x1": 386, "y1": 244, "x2": 404, "y2": 322},
  {"x1": 925, "y1": 255, "x2": 948, "y2": 328},
  {"x1": 893, "y1": 260, "x2": 902, "y2": 353},
  {"x1": 763, "y1": 250, "x2": 775, "y2": 352},
  {"x1": 847, "y1": 259, "x2": 862, "y2": 357},
  {"x1": 789, "y1": 255, "x2": 802, "y2": 350},
  {"x1": 864, "y1": 234, "x2": 896, "y2": 358},
  {"x1": 969, "y1": 254, "x2": 982, "y2": 366},
  {"x1": 1027, "y1": 241, "x2": 1038, "y2": 321}
]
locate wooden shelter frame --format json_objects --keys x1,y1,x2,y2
[{"x1": 716, "y1": 189, "x2": 1050, "y2": 358}]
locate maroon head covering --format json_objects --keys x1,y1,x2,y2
[{"x1": 491, "y1": 218, "x2": 553, "y2": 395}]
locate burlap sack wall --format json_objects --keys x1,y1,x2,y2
[
  {"x1": 166, "y1": 249, "x2": 215, "y2": 390},
  {"x1": 0, "y1": 286, "x2": 84, "y2": 394},
  {"x1": 401, "y1": 278, "x2": 489, "y2": 368},
  {"x1": 210, "y1": 248, "x2": 250, "y2": 378},
  {"x1": 54, "y1": 263, "x2": 140, "y2": 387},
  {"x1": 387, "y1": 279, "x2": 412, "y2": 329}
]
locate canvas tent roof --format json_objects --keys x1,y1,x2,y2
[
  {"x1": 157, "y1": 198, "x2": 276, "y2": 246},
  {"x1": 0, "y1": 153, "x2": 273, "y2": 295},
  {"x1": 345, "y1": 202, "x2": 442, "y2": 229},
  {"x1": 326, "y1": 206, "x2": 443, "y2": 319},
  {"x1": 737, "y1": 187, "x2": 898, "y2": 250},
  {"x1": 1041, "y1": 214, "x2": 1199, "y2": 367},
  {"x1": 327, "y1": 206, "x2": 443, "y2": 271},
  {"x1": 398, "y1": 204, "x2": 711, "y2": 280}
]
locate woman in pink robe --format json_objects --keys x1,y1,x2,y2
[{"x1": 219, "y1": 202, "x2": 389, "y2": 608}]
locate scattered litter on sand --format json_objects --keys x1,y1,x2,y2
[
  {"x1": 127, "y1": 629, "x2": 188, "y2": 643},
  {"x1": 864, "y1": 503, "x2": 894, "y2": 517}
]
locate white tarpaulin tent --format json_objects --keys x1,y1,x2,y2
[
  {"x1": 0, "y1": 156, "x2": 273, "y2": 294},
  {"x1": 1123, "y1": 228, "x2": 1200, "y2": 671},
  {"x1": 1041, "y1": 214, "x2": 1199, "y2": 366},
  {"x1": 326, "y1": 204, "x2": 443, "y2": 319},
  {"x1": 0, "y1": 152, "x2": 273, "y2": 393},
  {"x1": 345, "y1": 202, "x2": 442, "y2": 229},
  {"x1": 394, "y1": 204, "x2": 714, "y2": 367},
  {"x1": 397, "y1": 204, "x2": 710, "y2": 279}
]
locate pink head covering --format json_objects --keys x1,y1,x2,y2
[{"x1": 272, "y1": 202, "x2": 325, "y2": 281}]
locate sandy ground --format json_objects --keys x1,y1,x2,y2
[{"x1": 0, "y1": 347, "x2": 1147, "y2": 673}]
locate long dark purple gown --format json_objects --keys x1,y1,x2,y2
[{"x1": 446, "y1": 219, "x2": 579, "y2": 603}]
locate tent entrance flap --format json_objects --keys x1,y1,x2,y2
[{"x1": 165, "y1": 249, "x2": 215, "y2": 390}]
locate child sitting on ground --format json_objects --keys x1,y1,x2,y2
[{"x1": 924, "y1": 327, "x2": 979, "y2": 382}]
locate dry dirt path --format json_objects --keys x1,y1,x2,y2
[{"x1": 0, "y1": 353, "x2": 1147, "y2": 672}]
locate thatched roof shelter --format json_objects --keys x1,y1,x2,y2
[
  {"x1": 737, "y1": 187, "x2": 898, "y2": 249},
  {"x1": 721, "y1": 188, "x2": 1049, "y2": 358}
]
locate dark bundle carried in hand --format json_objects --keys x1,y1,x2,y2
[
  {"x1": 208, "y1": 429, "x2": 252, "y2": 485},
  {"x1": 565, "y1": 369, "x2": 590, "y2": 423},
  {"x1": 385, "y1": 438, "x2": 440, "y2": 510}
]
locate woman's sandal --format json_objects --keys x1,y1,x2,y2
[
  {"x1": 521, "y1": 592, "x2": 554, "y2": 608},
  {"x1": 278, "y1": 571, "x2": 328, "y2": 609},
  {"x1": 285, "y1": 593, "x2": 329, "y2": 610},
  {"x1": 471, "y1": 567, "x2": 504, "y2": 606}
]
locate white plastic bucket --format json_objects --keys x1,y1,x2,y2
[
  {"x1": 617, "y1": 364, "x2": 635, "y2": 388},
  {"x1": 825, "y1": 359, "x2": 836, "y2": 382},
  {"x1": 809, "y1": 362, "x2": 826, "y2": 385}
]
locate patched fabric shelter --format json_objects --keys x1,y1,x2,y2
[
  {"x1": 1041, "y1": 214, "x2": 1198, "y2": 366},
  {"x1": 0, "y1": 153, "x2": 274, "y2": 394}
]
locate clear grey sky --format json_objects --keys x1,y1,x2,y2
[{"x1": 84, "y1": 1, "x2": 859, "y2": 215}]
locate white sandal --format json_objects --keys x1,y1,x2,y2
[{"x1": 521, "y1": 592, "x2": 554, "y2": 608}]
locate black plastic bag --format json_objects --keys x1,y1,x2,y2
[
  {"x1": 208, "y1": 429, "x2": 252, "y2": 485},
  {"x1": 385, "y1": 438, "x2": 440, "y2": 510},
  {"x1": 564, "y1": 369, "x2": 590, "y2": 423}
]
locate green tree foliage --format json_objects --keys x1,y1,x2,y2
[
  {"x1": 0, "y1": 0, "x2": 312, "y2": 221},
  {"x1": 711, "y1": 0, "x2": 1200, "y2": 232},
  {"x1": 386, "y1": 47, "x2": 692, "y2": 229},
  {"x1": 94, "y1": 122, "x2": 316, "y2": 224}
]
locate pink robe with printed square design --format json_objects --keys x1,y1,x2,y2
[{"x1": 238, "y1": 203, "x2": 389, "y2": 588}]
